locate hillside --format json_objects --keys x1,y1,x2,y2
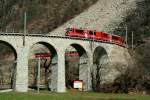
[
  {"x1": 50, "y1": 0, "x2": 138, "y2": 36},
  {"x1": 0, "y1": 0, "x2": 149, "y2": 45},
  {"x1": 50, "y1": 0, "x2": 150, "y2": 45},
  {"x1": 114, "y1": 0, "x2": 150, "y2": 45},
  {"x1": 0, "y1": 0, "x2": 97, "y2": 33}
]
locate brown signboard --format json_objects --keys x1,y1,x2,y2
[{"x1": 35, "y1": 53, "x2": 51, "y2": 58}]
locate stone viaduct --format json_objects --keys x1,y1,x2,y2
[{"x1": 0, "y1": 33, "x2": 131, "y2": 92}]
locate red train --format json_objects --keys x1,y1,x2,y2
[{"x1": 65, "y1": 28, "x2": 125, "y2": 46}]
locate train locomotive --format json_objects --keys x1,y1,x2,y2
[{"x1": 65, "y1": 28, "x2": 125, "y2": 46}]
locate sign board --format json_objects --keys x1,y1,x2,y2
[
  {"x1": 35, "y1": 53, "x2": 51, "y2": 58},
  {"x1": 73, "y1": 80, "x2": 83, "y2": 89},
  {"x1": 65, "y1": 52, "x2": 79, "y2": 56}
]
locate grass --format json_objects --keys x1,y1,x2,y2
[{"x1": 0, "y1": 90, "x2": 150, "y2": 100}]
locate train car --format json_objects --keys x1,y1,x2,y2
[
  {"x1": 111, "y1": 34, "x2": 125, "y2": 45},
  {"x1": 86, "y1": 30, "x2": 96, "y2": 39},
  {"x1": 66, "y1": 28, "x2": 97, "y2": 39},
  {"x1": 66, "y1": 28, "x2": 90, "y2": 38},
  {"x1": 65, "y1": 28, "x2": 76, "y2": 36},
  {"x1": 96, "y1": 32, "x2": 112, "y2": 42},
  {"x1": 65, "y1": 27, "x2": 125, "y2": 46}
]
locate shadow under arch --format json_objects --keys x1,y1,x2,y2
[
  {"x1": 64, "y1": 43, "x2": 89, "y2": 90},
  {"x1": 92, "y1": 46, "x2": 108, "y2": 92},
  {"x1": 28, "y1": 41, "x2": 58, "y2": 91},
  {"x1": 0, "y1": 40, "x2": 17, "y2": 90}
]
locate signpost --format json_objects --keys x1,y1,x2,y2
[
  {"x1": 73, "y1": 80, "x2": 83, "y2": 91},
  {"x1": 35, "y1": 53, "x2": 51, "y2": 93}
]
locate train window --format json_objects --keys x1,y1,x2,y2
[
  {"x1": 112, "y1": 36, "x2": 119, "y2": 40},
  {"x1": 89, "y1": 31, "x2": 96, "y2": 35},
  {"x1": 76, "y1": 29, "x2": 84, "y2": 33},
  {"x1": 103, "y1": 33, "x2": 109, "y2": 37}
]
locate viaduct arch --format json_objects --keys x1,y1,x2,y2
[
  {"x1": 0, "y1": 40, "x2": 17, "y2": 90},
  {"x1": 28, "y1": 42, "x2": 58, "y2": 91}
]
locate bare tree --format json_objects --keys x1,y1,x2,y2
[{"x1": 91, "y1": 54, "x2": 108, "y2": 92}]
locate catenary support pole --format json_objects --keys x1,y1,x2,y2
[
  {"x1": 125, "y1": 25, "x2": 128, "y2": 47},
  {"x1": 132, "y1": 31, "x2": 134, "y2": 50},
  {"x1": 23, "y1": 12, "x2": 27, "y2": 46}
]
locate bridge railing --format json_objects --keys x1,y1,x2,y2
[
  {"x1": 0, "y1": 32, "x2": 63, "y2": 37},
  {"x1": 0, "y1": 32, "x2": 126, "y2": 47}
]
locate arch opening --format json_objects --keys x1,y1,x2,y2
[
  {"x1": 92, "y1": 46, "x2": 108, "y2": 92},
  {"x1": 65, "y1": 43, "x2": 88, "y2": 90},
  {"x1": 0, "y1": 41, "x2": 17, "y2": 90},
  {"x1": 28, "y1": 42, "x2": 58, "y2": 91}
]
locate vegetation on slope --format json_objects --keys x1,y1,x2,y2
[
  {"x1": 0, "y1": 0, "x2": 97, "y2": 33},
  {"x1": 114, "y1": 0, "x2": 150, "y2": 45},
  {"x1": 112, "y1": 0, "x2": 150, "y2": 93}
]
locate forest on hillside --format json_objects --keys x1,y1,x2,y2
[
  {"x1": 0, "y1": 0, "x2": 97, "y2": 33},
  {"x1": 0, "y1": 0, "x2": 149, "y2": 45}
]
